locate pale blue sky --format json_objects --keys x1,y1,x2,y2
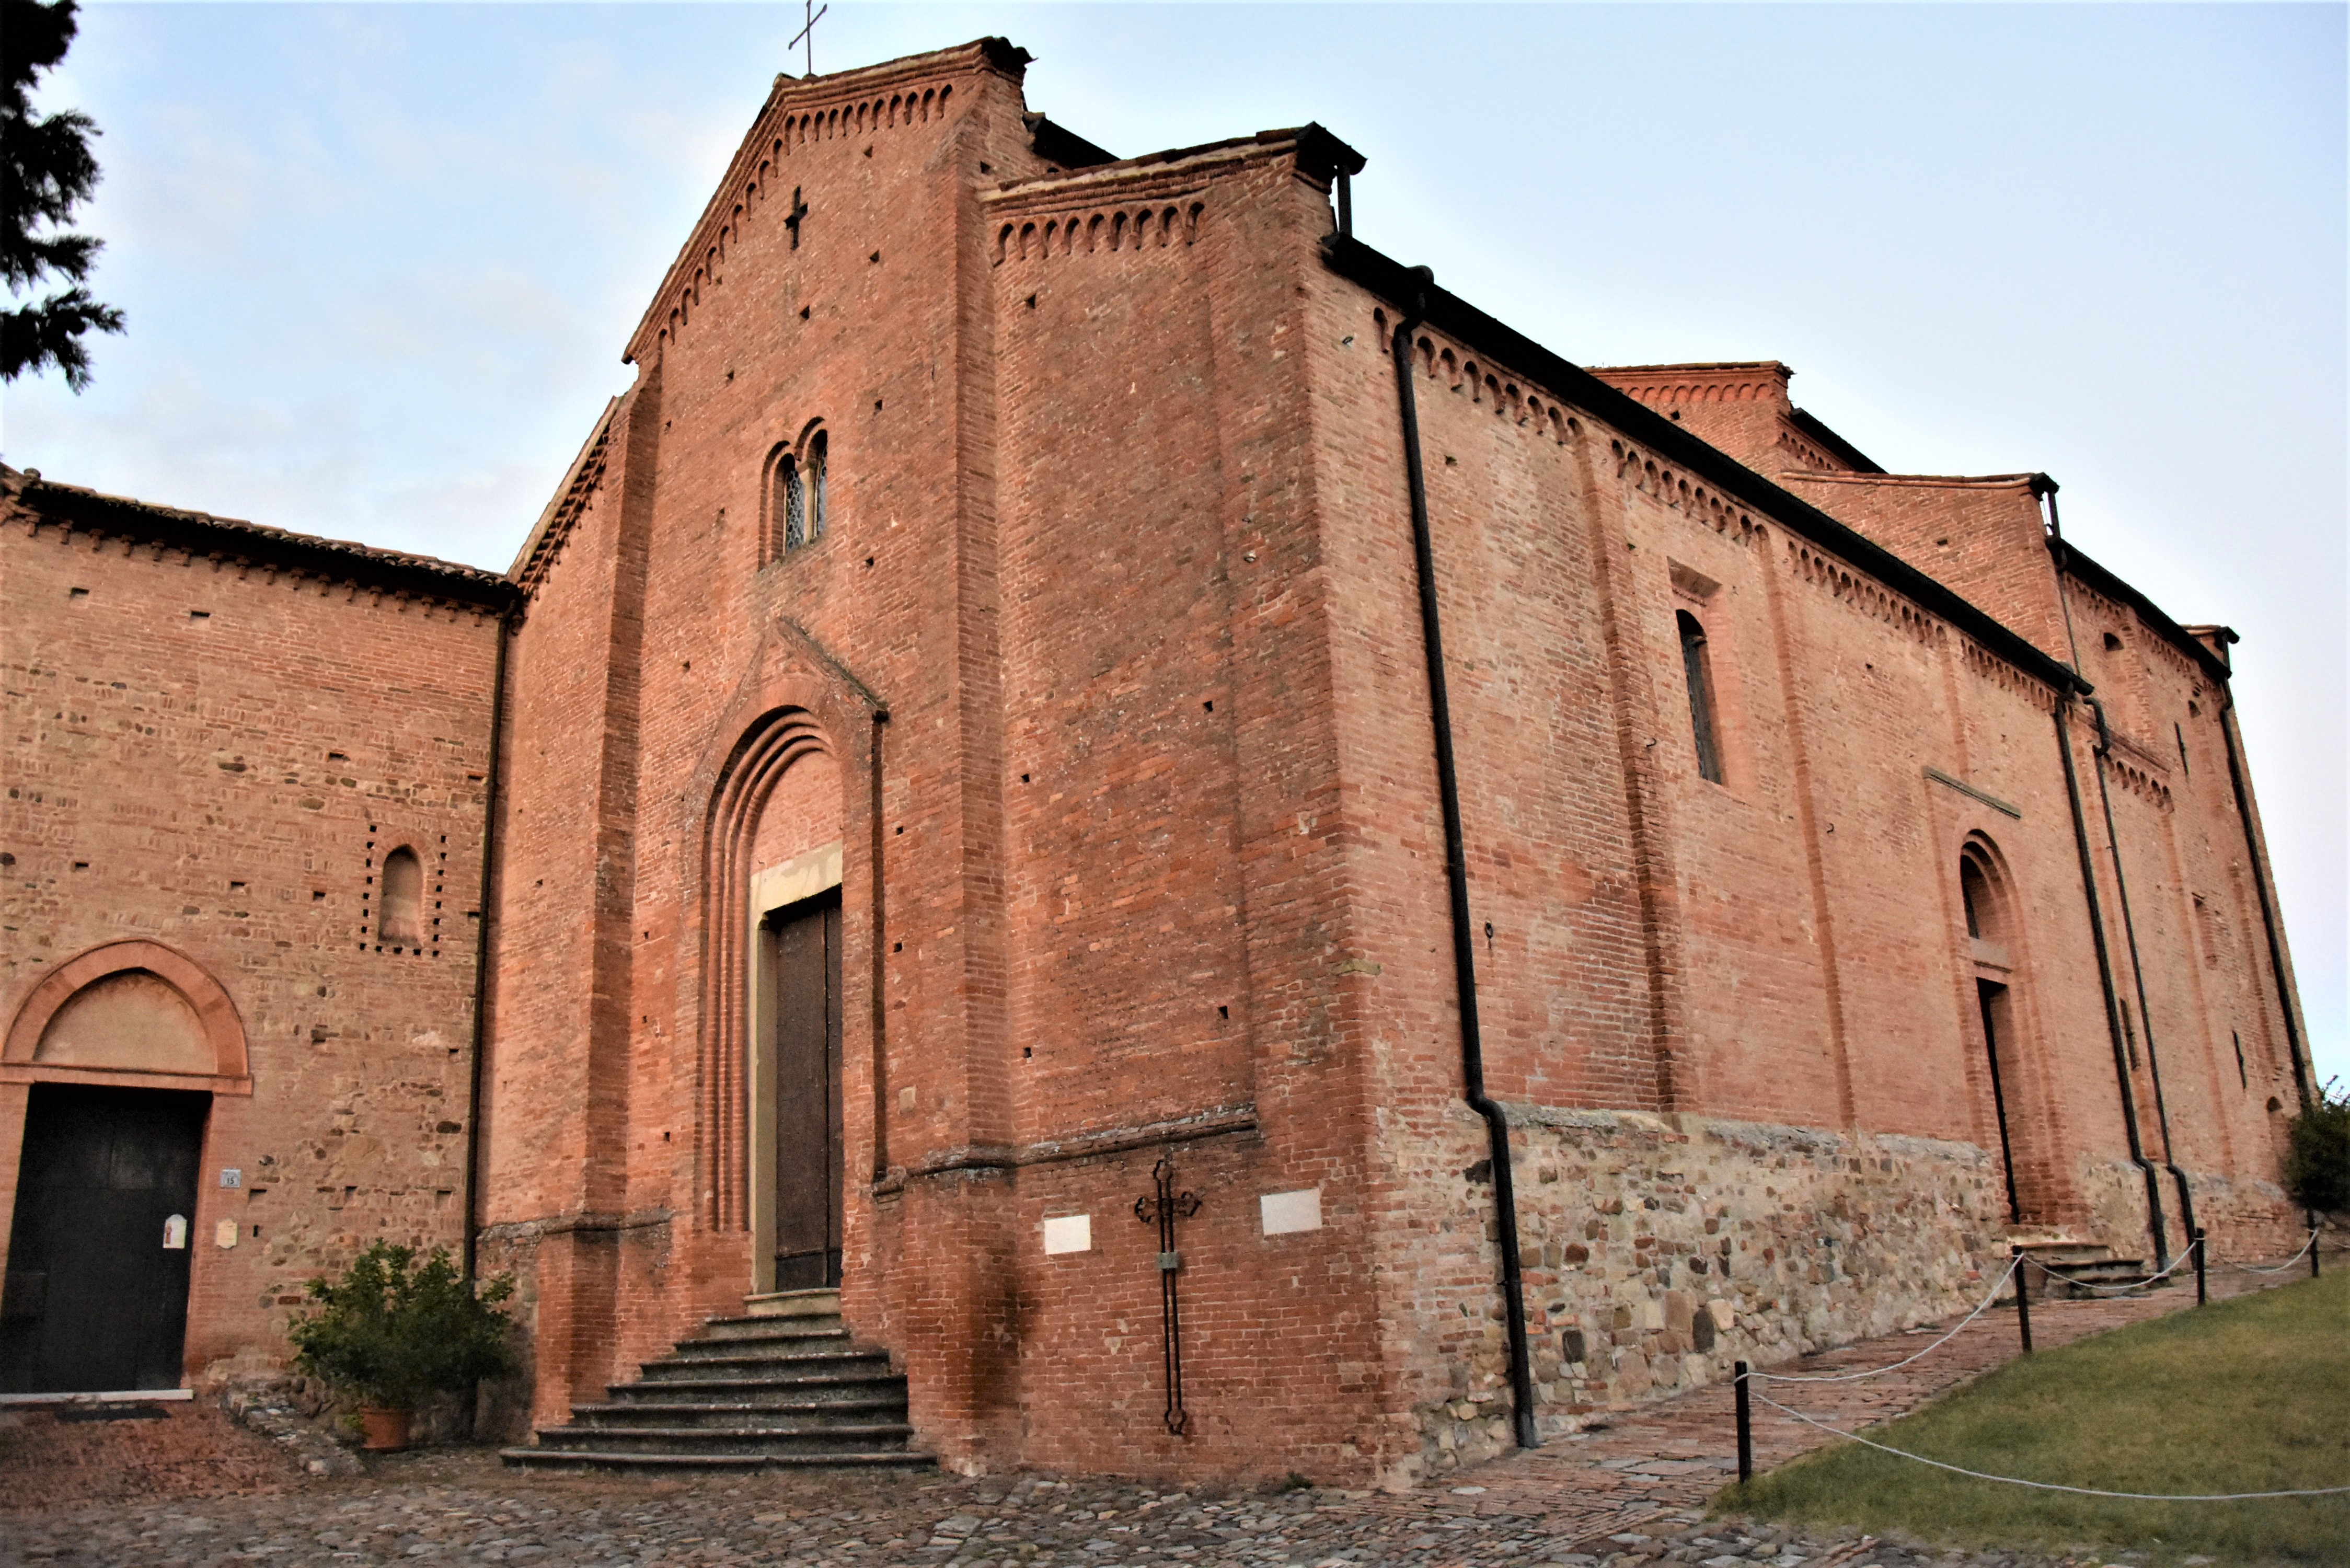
[{"x1": 7, "y1": 3, "x2": 2344, "y2": 1087}]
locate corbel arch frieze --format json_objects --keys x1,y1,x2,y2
[{"x1": 3, "y1": 939, "x2": 254, "y2": 1094}]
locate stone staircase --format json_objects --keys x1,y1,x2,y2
[
  {"x1": 500, "y1": 1289, "x2": 931, "y2": 1473},
  {"x1": 2014, "y1": 1240, "x2": 2167, "y2": 1300}
]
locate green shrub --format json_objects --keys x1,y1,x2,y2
[
  {"x1": 2281, "y1": 1077, "x2": 2350, "y2": 1215},
  {"x1": 287, "y1": 1242, "x2": 516, "y2": 1410}
]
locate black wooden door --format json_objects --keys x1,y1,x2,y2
[
  {"x1": 1, "y1": 1085, "x2": 208, "y2": 1392},
  {"x1": 771, "y1": 892, "x2": 844, "y2": 1291}
]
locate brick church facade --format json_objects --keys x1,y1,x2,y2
[{"x1": 1, "y1": 39, "x2": 2316, "y2": 1483}]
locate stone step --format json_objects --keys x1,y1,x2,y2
[
  {"x1": 739, "y1": 1288, "x2": 842, "y2": 1320},
  {"x1": 638, "y1": 1352, "x2": 893, "y2": 1382},
  {"x1": 504, "y1": 1284, "x2": 928, "y2": 1478},
  {"x1": 528, "y1": 1423, "x2": 915, "y2": 1457},
  {"x1": 664, "y1": 1328, "x2": 854, "y2": 1359},
  {"x1": 571, "y1": 1398, "x2": 907, "y2": 1430},
  {"x1": 2026, "y1": 1255, "x2": 2171, "y2": 1300},
  {"x1": 501, "y1": 1447, "x2": 932, "y2": 1473},
  {"x1": 2017, "y1": 1241, "x2": 2121, "y2": 1264},
  {"x1": 704, "y1": 1313, "x2": 845, "y2": 1340},
  {"x1": 2036, "y1": 1255, "x2": 2146, "y2": 1276},
  {"x1": 608, "y1": 1374, "x2": 903, "y2": 1403}
]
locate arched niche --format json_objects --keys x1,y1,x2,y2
[
  {"x1": 379, "y1": 846, "x2": 424, "y2": 948},
  {"x1": 3, "y1": 941, "x2": 252, "y2": 1095}
]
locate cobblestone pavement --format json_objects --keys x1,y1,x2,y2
[{"x1": 0, "y1": 1266, "x2": 2306, "y2": 1568}]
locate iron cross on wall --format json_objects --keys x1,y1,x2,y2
[{"x1": 1134, "y1": 1154, "x2": 1202, "y2": 1436}]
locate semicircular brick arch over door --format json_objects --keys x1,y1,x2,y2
[
  {"x1": 4, "y1": 940, "x2": 251, "y2": 1088},
  {"x1": 697, "y1": 707, "x2": 846, "y2": 1295},
  {"x1": 2, "y1": 944, "x2": 251, "y2": 1392}
]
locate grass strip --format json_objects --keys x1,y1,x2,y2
[{"x1": 1717, "y1": 1272, "x2": 2348, "y2": 1564}]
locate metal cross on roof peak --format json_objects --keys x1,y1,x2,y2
[{"x1": 790, "y1": 1, "x2": 828, "y2": 79}]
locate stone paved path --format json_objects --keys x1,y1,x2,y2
[{"x1": 0, "y1": 1263, "x2": 2311, "y2": 1568}]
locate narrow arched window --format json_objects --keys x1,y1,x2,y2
[
  {"x1": 776, "y1": 453, "x2": 807, "y2": 553},
  {"x1": 381, "y1": 847, "x2": 423, "y2": 949},
  {"x1": 804, "y1": 429, "x2": 828, "y2": 544},
  {"x1": 1960, "y1": 856, "x2": 1991, "y2": 939},
  {"x1": 1677, "y1": 610, "x2": 1723, "y2": 784}
]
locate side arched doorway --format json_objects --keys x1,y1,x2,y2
[
  {"x1": 1, "y1": 942, "x2": 249, "y2": 1393},
  {"x1": 1957, "y1": 843, "x2": 2055, "y2": 1225}
]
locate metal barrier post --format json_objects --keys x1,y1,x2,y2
[
  {"x1": 2312, "y1": 1217, "x2": 2322, "y2": 1279},
  {"x1": 1734, "y1": 1361, "x2": 1753, "y2": 1484},
  {"x1": 2193, "y1": 1227, "x2": 2207, "y2": 1306},
  {"x1": 2011, "y1": 1246, "x2": 2032, "y2": 1353}
]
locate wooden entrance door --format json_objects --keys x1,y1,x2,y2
[
  {"x1": 769, "y1": 891, "x2": 844, "y2": 1292},
  {"x1": 1, "y1": 1085, "x2": 208, "y2": 1392}
]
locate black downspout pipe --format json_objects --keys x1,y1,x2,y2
[
  {"x1": 462, "y1": 608, "x2": 514, "y2": 1283},
  {"x1": 2081, "y1": 693, "x2": 2197, "y2": 1249},
  {"x1": 2043, "y1": 494, "x2": 2170, "y2": 1271},
  {"x1": 2054, "y1": 689, "x2": 2170, "y2": 1269},
  {"x1": 1390, "y1": 269, "x2": 1539, "y2": 1450},
  {"x1": 2218, "y1": 691, "x2": 2313, "y2": 1112}
]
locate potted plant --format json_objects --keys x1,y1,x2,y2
[{"x1": 287, "y1": 1242, "x2": 516, "y2": 1451}]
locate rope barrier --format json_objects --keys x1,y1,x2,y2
[
  {"x1": 2221, "y1": 1229, "x2": 2321, "y2": 1275},
  {"x1": 1728, "y1": 1232, "x2": 2327, "y2": 1488},
  {"x1": 1746, "y1": 1386, "x2": 2350, "y2": 1501},
  {"x1": 1753, "y1": 1258, "x2": 2022, "y2": 1384}
]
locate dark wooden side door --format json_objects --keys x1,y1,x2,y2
[
  {"x1": 1977, "y1": 978, "x2": 2023, "y2": 1224},
  {"x1": 770, "y1": 892, "x2": 844, "y2": 1292},
  {"x1": 1, "y1": 1085, "x2": 208, "y2": 1392}
]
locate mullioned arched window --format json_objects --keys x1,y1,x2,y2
[{"x1": 766, "y1": 426, "x2": 830, "y2": 559}]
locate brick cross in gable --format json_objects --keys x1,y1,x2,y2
[{"x1": 786, "y1": 187, "x2": 810, "y2": 250}]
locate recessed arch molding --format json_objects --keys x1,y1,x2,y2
[{"x1": 3, "y1": 940, "x2": 254, "y2": 1094}]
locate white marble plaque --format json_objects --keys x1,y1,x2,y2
[{"x1": 1260, "y1": 1188, "x2": 1323, "y2": 1236}]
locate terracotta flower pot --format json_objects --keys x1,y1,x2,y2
[{"x1": 359, "y1": 1406, "x2": 411, "y2": 1451}]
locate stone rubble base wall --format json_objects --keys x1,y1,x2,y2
[{"x1": 1409, "y1": 1105, "x2": 2015, "y2": 1478}]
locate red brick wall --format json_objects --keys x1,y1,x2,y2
[{"x1": 1, "y1": 482, "x2": 500, "y2": 1387}]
